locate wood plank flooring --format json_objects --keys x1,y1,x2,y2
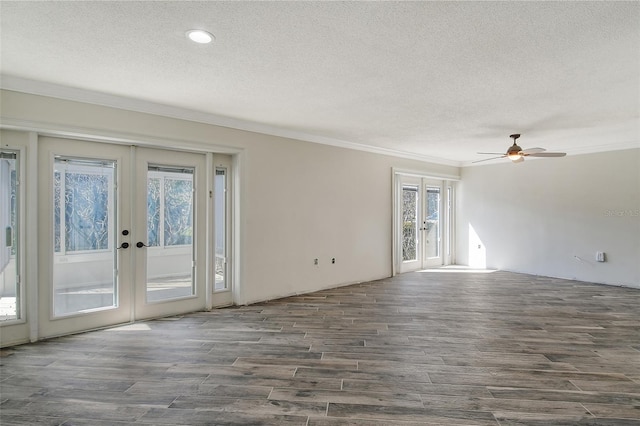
[{"x1": 1, "y1": 270, "x2": 639, "y2": 425}]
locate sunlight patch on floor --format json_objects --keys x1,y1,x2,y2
[{"x1": 105, "y1": 323, "x2": 152, "y2": 332}]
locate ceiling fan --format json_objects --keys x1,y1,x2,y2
[{"x1": 474, "y1": 134, "x2": 566, "y2": 163}]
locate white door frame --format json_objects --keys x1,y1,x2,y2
[
  {"x1": 423, "y1": 179, "x2": 444, "y2": 268},
  {"x1": 0, "y1": 139, "x2": 30, "y2": 347},
  {"x1": 0, "y1": 122, "x2": 240, "y2": 346},
  {"x1": 209, "y1": 154, "x2": 233, "y2": 308},
  {"x1": 37, "y1": 137, "x2": 133, "y2": 338},
  {"x1": 132, "y1": 146, "x2": 208, "y2": 320},
  {"x1": 33, "y1": 137, "x2": 234, "y2": 340},
  {"x1": 393, "y1": 170, "x2": 457, "y2": 275},
  {"x1": 397, "y1": 176, "x2": 423, "y2": 273}
]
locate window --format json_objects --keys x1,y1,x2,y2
[
  {"x1": 53, "y1": 157, "x2": 117, "y2": 316},
  {"x1": 214, "y1": 168, "x2": 227, "y2": 291},
  {"x1": 54, "y1": 158, "x2": 115, "y2": 255},
  {"x1": 147, "y1": 168, "x2": 194, "y2": 248}
]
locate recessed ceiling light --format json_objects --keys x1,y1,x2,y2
[{"x1": 186, "y1": 29, "x2": 214, "y2": 44}]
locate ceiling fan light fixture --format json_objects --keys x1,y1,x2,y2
[
  {"x1": 506, "y1": 143, "x2": 522, "y2": 160},
  {"x1": 507, "y1": 152, "x2": 522, "y2": 161}
]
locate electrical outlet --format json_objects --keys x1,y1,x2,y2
[
  {"x1": 314, "y1": 258, "x2": 319, "y2": 265},
  {"x1": 596, "y1": 252, "x2": 605, "y2": 262},
  {"x1": 331, "y1": 257, "x2": 336, "y2": 264}
]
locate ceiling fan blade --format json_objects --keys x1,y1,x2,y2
[
  {"x1": 477, "y1": 152, "x2": 506, "y2": 155},
  {"x1": 472, "y1": 156, "x2": 505, "y2": 163},
  {"x1": 521, "y1": 147, "x2": 545, "y2": 154},
  {"x1": 527, "y1": 152, "x2": 566, "y2": 157}
]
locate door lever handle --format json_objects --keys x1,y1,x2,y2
[
  {"x1": 136, "y1": 242, "x2": 149, "y2": 248},
  {"x1": 116, "y1": 242, "x2": 130, "y2": 249}
]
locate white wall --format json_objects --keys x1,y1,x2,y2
[
  {"x1": 0, "y1": 89, "x2": 459, "y2": 305},
  {"x1": 457, "y1": 149, "x2": 640, "y2": 288}
]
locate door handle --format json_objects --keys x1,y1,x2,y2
[
  {"x1": 136, "y1": 242, "x2": 149, "y2": 248},
  {"x1": 116, "y1": 242, "x2": 130, "y2": 249}
]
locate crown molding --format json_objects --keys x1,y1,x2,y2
[
  {"x1": 0, "y1": 117, "x2": 244, "y2": 155},
  {"x1": 0, "y1": 75, "x2": 462, "y2": 167},
  {"x1": 558, "y1": 141, "x2": 640, "y2": 156}
]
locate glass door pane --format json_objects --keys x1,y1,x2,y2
[
  {"x1": 0, "y1": 151, "x2": 19, "y2": 322},
  {"x1": 402, "y1": 185, "x2": 419, "y2": 262},
  {"x1": 214, "y1": 168, "x2": 227, "y2": 291},
  {"x1": 425, "y1": 186, "x2": 441, "y2": 259},
  {"x1": 399, "y1": 177, "x2": 423, "y2": 273},
  {"x1": 146, "y1": 166, "x2": 195, "y2": 302},
  {"x1": 52, "y1": 157, "x2": 117, "y2": 316},
  {"x1": 211, "y1": 155, "x2": 232, "y2": 308},
  {"x1": 423, "y1": 180, "x2": 444, "y2": 268}
]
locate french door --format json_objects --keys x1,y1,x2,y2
[
  {"x1": 38, "y1": 137, "x2": 207, "y2": 338},
  {"x1": 133, "y1": 147, "x2": 206, "y2": 319},
  {"x1": 398, "y1": 176, "x2": 450, "y2": 273}
]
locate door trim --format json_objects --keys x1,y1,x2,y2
[
  {"x1": 0, "y1": 123, "x2": 240, "y2": 346},
  {"x1": 33, "y1": 137, "x2": 234, "y2": 341},
  {"x1": 392, "y1": 169, "x2": 457, "y2": 275}
]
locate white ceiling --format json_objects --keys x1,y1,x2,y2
[{"x1": 1, "y1": 1, "x2": 638, "y2": 166}]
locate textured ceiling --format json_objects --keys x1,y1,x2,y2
[{"x1": 1, "y1": 1, "x2": 639, "y2": 165}]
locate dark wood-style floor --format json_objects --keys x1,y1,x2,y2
[{"x1": 1, "y1": 270, "x2": 639, "y2": 425}]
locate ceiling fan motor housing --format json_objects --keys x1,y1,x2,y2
[
  {"x1": 507, "y1": 144, "x2": 522, "y2": 155},
  {"x1": 507, "y1": 133, "x2": 522, "y2": 156}
]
